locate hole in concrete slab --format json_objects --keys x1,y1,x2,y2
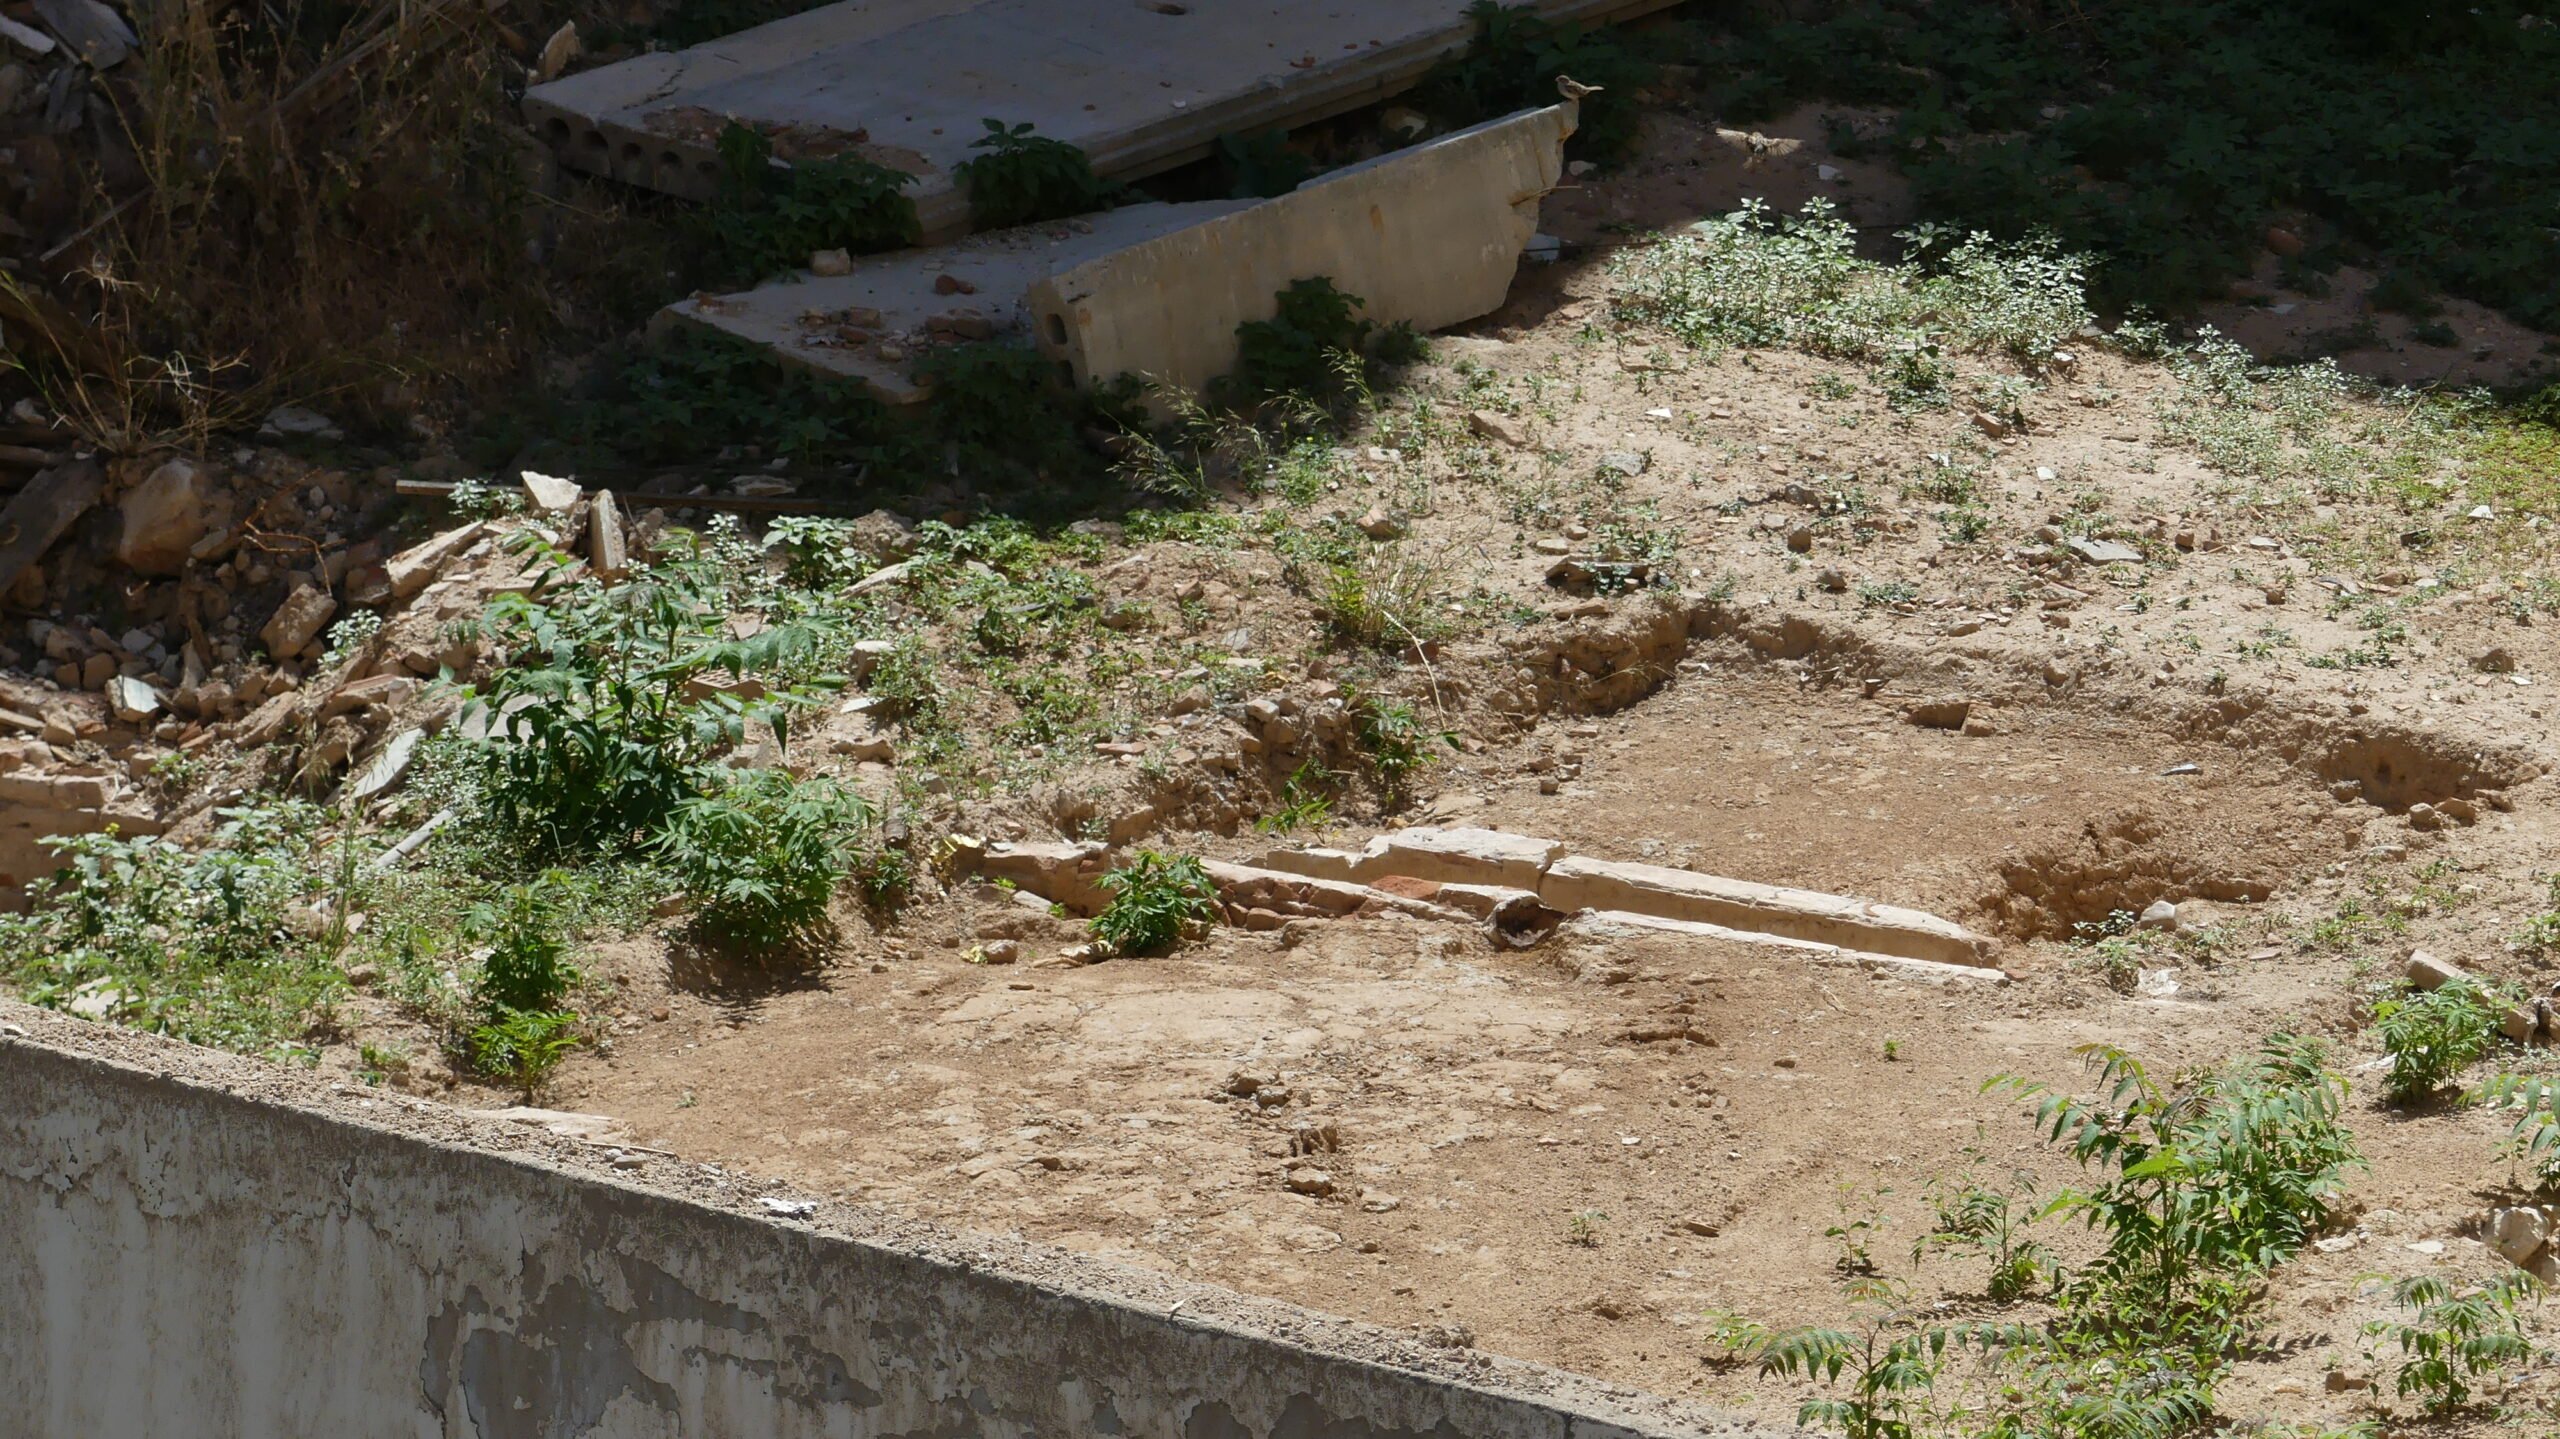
[
  {"x1": 618, "y1": 141, "x2": 643, "y2": 166},
  {"x1": 1137, "y1": 1, "x2": 1189, "y2": 12},
  {"x1": 582, "y1": 128, "x2": 607, "y2": 152},
  {"x1": 1055, "y1": 360, "x2": 1077, "y2": 387},
  {"x1": 1044, "y1": 312, "x2": 1069, "y2": 345},
  {"x1": 542, "y1": 118, "x2": 570, "y2": 146}
]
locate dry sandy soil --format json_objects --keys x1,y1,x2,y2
[
  {"x1": 503, "y1": 114, "x2": 2560, "y2": 1433},
  {"x1": 20, "y1": 102, "x2": 2560, "y2": 1436}
]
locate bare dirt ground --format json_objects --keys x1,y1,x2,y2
[
  {"x1": 493, "y1": 114, "x2": 2560, "y2": 1430},
  {"x1": 12, "y1": 97, "x2": 2560, "y2": 1437}
]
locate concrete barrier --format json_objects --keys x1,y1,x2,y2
[{"x1": 0, "y1": 1005, "x2": 1773, "y2": 1438}]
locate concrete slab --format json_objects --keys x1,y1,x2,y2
[
  {"x1": 1537, "y1": 854, "x2": 2002, "y2": 970},
  {"x1": 664, "y1": 104, "x2": 1571, "y2": 409},
  {"x1": 524, "y1": 0, "x2": 1682, "y2": 234},
  {"x1": 1029, "y1": 102, "x2": 1576, "y2": 401},
  {"x1": 660, "y1": 200, "x2": 1247, "y2": 402}
]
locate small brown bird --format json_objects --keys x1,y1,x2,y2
[{"x1": 1554, "y1": 74, "x2": 1604, "y2": 102}]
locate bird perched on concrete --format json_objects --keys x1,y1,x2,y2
[{"x1": 1554, "y1": 74, "x2": 1604, "y2": 102}]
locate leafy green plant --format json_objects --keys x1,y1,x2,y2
[
  {"x1": 464, "y1": 528, "x2": 840, "y2": 857},
  {"x1": 2372, "y1": 979, "x2": 2502, "y2": 1102},
  {"x1": 0, "y1": 800, "x2": 347, "y2": 1055},
  {"x1": 469, "y1": 1008, "x2": 581, "y2": 1093},
  {"x1": 1256, "y1": 761, "x2": 1335, "y2": 835},
  {"x1": 656, "y1": 769, "x2": 875, "y2": 951},
  {"x1": 1751, "y1": 1277, "x2": 1976, "y2": 1439},
  {"x1": 2470, "y1": 1070, "x2": 2560, "y2": 1191},
  {"x1": 1990, "y1": 1035, "x2": 2359, "y2": 1353},
  {"x1": 956, "y1": 119, "x2": 1115, "y2": 228},
  {"x1": 1090, "y1": 850, "x2": 1217, "y2": 956},
  {"x1": 1216, "y1": 277, "x2": 1420, "y2": 409},
  {"x1": 464, "y1": 872, "x2": 580, "y2": 1015},
  {"x1": 460, "y1": 872, "x2": 583, "y2": 1091},
  {"x1": 1348, "y1": 688, "x2": 1453, "y2": 806},
  {"x1": 703, "y1": 123, "x2": 917, "y2": 283},
  {"x1": 1914, "y1": 1171, "x2": 2052, "y2": 1303},
  {"x1": 1566, "y1": 1209, "x2": 1607, "y2": 1247},
  {"x1": 2365, "y1": 1272, "x2": 2536, "y2": 1414}
]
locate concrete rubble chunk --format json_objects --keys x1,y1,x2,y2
[
  {"x1": 384, "y1": 521, "x2": 485, "y2": 600},
  {"x1": 1469, "y1": 409, "x2": 1531, "y2": 447},
  {"x1": 2066, "y1": 537, "x2": 2143, "y2": 565},
  {"x1": 31, "y1": 0, "x2": 133, "y2": 67},
  {"x1": 1569, "y1": 910, "x2": 2005, "y2": 983},
  {"x1": 1537, "y1": 855, "x2": 1999, "y2": 970},
  {"x1": 260, "y1": 584, "x2": 337, "y2": 659},
  {"x1": 521, "y1": 470, "x2": 582, "y2": 513},
  {"x1": 2402, "y1": 949, "x2": 2468, "y2": 991},
  {"x1": 115, "y1": 456, "x2": 221, "y2": 576},
  {"x1": 588, "y1": 490, "x2": 629, "y2": 581},
  {"x1": 345, "y1": 727, "x2": 425, "y2": 805},
  {"x1": 104, "y1": 675, "x2": 160, "y2": 724},
  {"x1": 669, "y1": 102, "x2": 1577, "y2": 413},
  {"x1": 524, "y1": 0, "x2": 1678, "y2": 227},
  {"x1": 0, "y1": 459, "x2": 105, "y2": 603},
  {"x1": 1026, "y1": 103, "x2": 1578, "y2": 407}
]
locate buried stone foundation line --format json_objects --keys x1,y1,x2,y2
[{"x1": 968, "y1": 826, "x2": 2005, "y2": 979}]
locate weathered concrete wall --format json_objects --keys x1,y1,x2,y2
[
  {"x1": 1027, "y1": 103, "x2": 1578, "y2": 406},
  {"x1": 0, "y1": 1011, "x2": 1774, "y2": 1438}
]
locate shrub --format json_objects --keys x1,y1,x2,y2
[
  {"x1": 464, "y1": 873, "x2": 579, "y2": 1015},
  {"x1": 1992, "y1": 1035, "x2": 2359, "y2": 1350},
  {"x1": 0, "y1": 800, "x2": 344, "y2": 1055},
  {"x1": 2372, "y1": 979, "x2": 2502, "y2": 1102},
  {"x1": 1090, "y1": 851, "x2": 1218, "y2": 956},
  {"x1": 465, "y1": 529, "x2": 840, "y2": 856},
  {"x1": 656, "y1": 770, "x2": 876, "y2": 951},
  {"x1": 1216, "y1": 277, "x2": 1420, "y2": 409},
  {"x1": 956, "y1": 120, "x2": 1115, "y2": 228},
  {"x1": 461, "y1": 872, "x2": 583, "y2": 1090},
  {"x1": 2366, "y1": 1272, "x2": 2536, "y2": 1413},
  {"x1": 1348, "y1": 688, "x2": 1453, "y2": 806},
  {"x1": 703, "y1": 123, "x2": 917, "y2": 283}
]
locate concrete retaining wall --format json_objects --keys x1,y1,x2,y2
[{"x1": 0, "y1": 1010, "x2": 1770, "y2": 1438}]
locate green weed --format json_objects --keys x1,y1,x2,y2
[
  {"x1": 2365, "y1": 1272, "x2": 2537, "y2": 1414},
  {"x1": 655, "y1": 769, "x2": 876, "y2": 953},
  {"x1": 1090, "y1": 850, "x2": 1218, "y2": 957},
  {"x1": 956, "y1": 120, "x2": 1115, "y2": 228},
  {"x1": 2372, "y1": 979, "x2": 2502, "y2": 1102},
  {"x1": 702, "y1": 123, "x2": 917, "y2": 284}
]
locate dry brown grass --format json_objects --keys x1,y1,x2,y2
[{"x1": 11, "y1": 0, "x2": 674, "y2": 450}]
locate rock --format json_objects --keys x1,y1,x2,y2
[
  {"x1": 1598, "y1": 450, "x2": 1648, "y2": 477},
  {"x1": 2065, "y1": 537, "x2": 2142, "y2": 565},
  {"x1": 1468, "y1": 409, "x2": 1530, "y2": 448},
  {"x1": 105, "y1": 675, "x2": 161, "y2": 724},
  {"x1": 1357, "y1": 506, "x2": 1404, "y2": 540},
  {"x1": 1785, "y1": 524, "x2": 1814, "y2": 554},
  {"x1": 1814, "y1": 567, "x2": 1847, "y2": 592},
  {"x1": 323, "y1": 674, "x2": 415, "y2": 718},
  {"x1": 2323, "y1": 1368, "x2": 2368, "y2": 1395},
  {"x1": 32, "y1": 0, "x2": 133, "y2": 67},
  {"x1": 345, "y1": 727, "x2": 424, "y2": 804},
  {"x1": 588, "y1": 491, "x2": 628, "y2": 580},
  {"x1": 1904, "y1": 698, "x2": 1970, "y2": 731},
  {"x1": 2407, "y1": 803, "x2": 2443, "y2": 832},
  {"x1": 79, "y1": 653, "x2": 116, "y2": 690},
  {"x1": 534, "y1": 18, "x2": 580, "y2": 79},
  {"x1": 848, "y1": 509, "x2": 920, "y2": 562},
  {"x1": 383, "y1": 520, "x2": 484, "y2": 600},
  {"x1": 1960, "y1": 714, "x2": 1997, "y2": 738},
  {"x1": 115, "y1": 457, "x2": 220, "y2": 576},
  {"x1": 521, "y1": 470, "x2": 581, "y2": 512},
  {"x1": 978, "y1": 939, "x2": 1021, "y2": 965},
  {"x1": 809, "y1": 248, "x2": 853, "y2": 277},
  {"x1": 1282, "y1": 1166, "x2": 1335, "y2": 1197},
  {"x1": 2475, "y1": 646, "x2": 2517, "y2": 674},
  {"x1": 1970, "y1": 411, "x2": 2012, "y2": 438},
  {"x1": 2403, "y1": 950, "x2": 2469, "y2": 992},
  {"x1": 260, "y1": 584, "x2": 337, "y2": 658},
  {"x1": 2488, "y1": 1203, "x2": 2549, "y2": 1259},
  {"x1": 259, "y1": 406, "x2": 342, "y2": 441},
  {"x1": 2136, "y1": 900, "x2": 2179, "y2": 932},
  {"x1": 2438, "y1": 797, "x2": 2479, "y2": 825}
]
